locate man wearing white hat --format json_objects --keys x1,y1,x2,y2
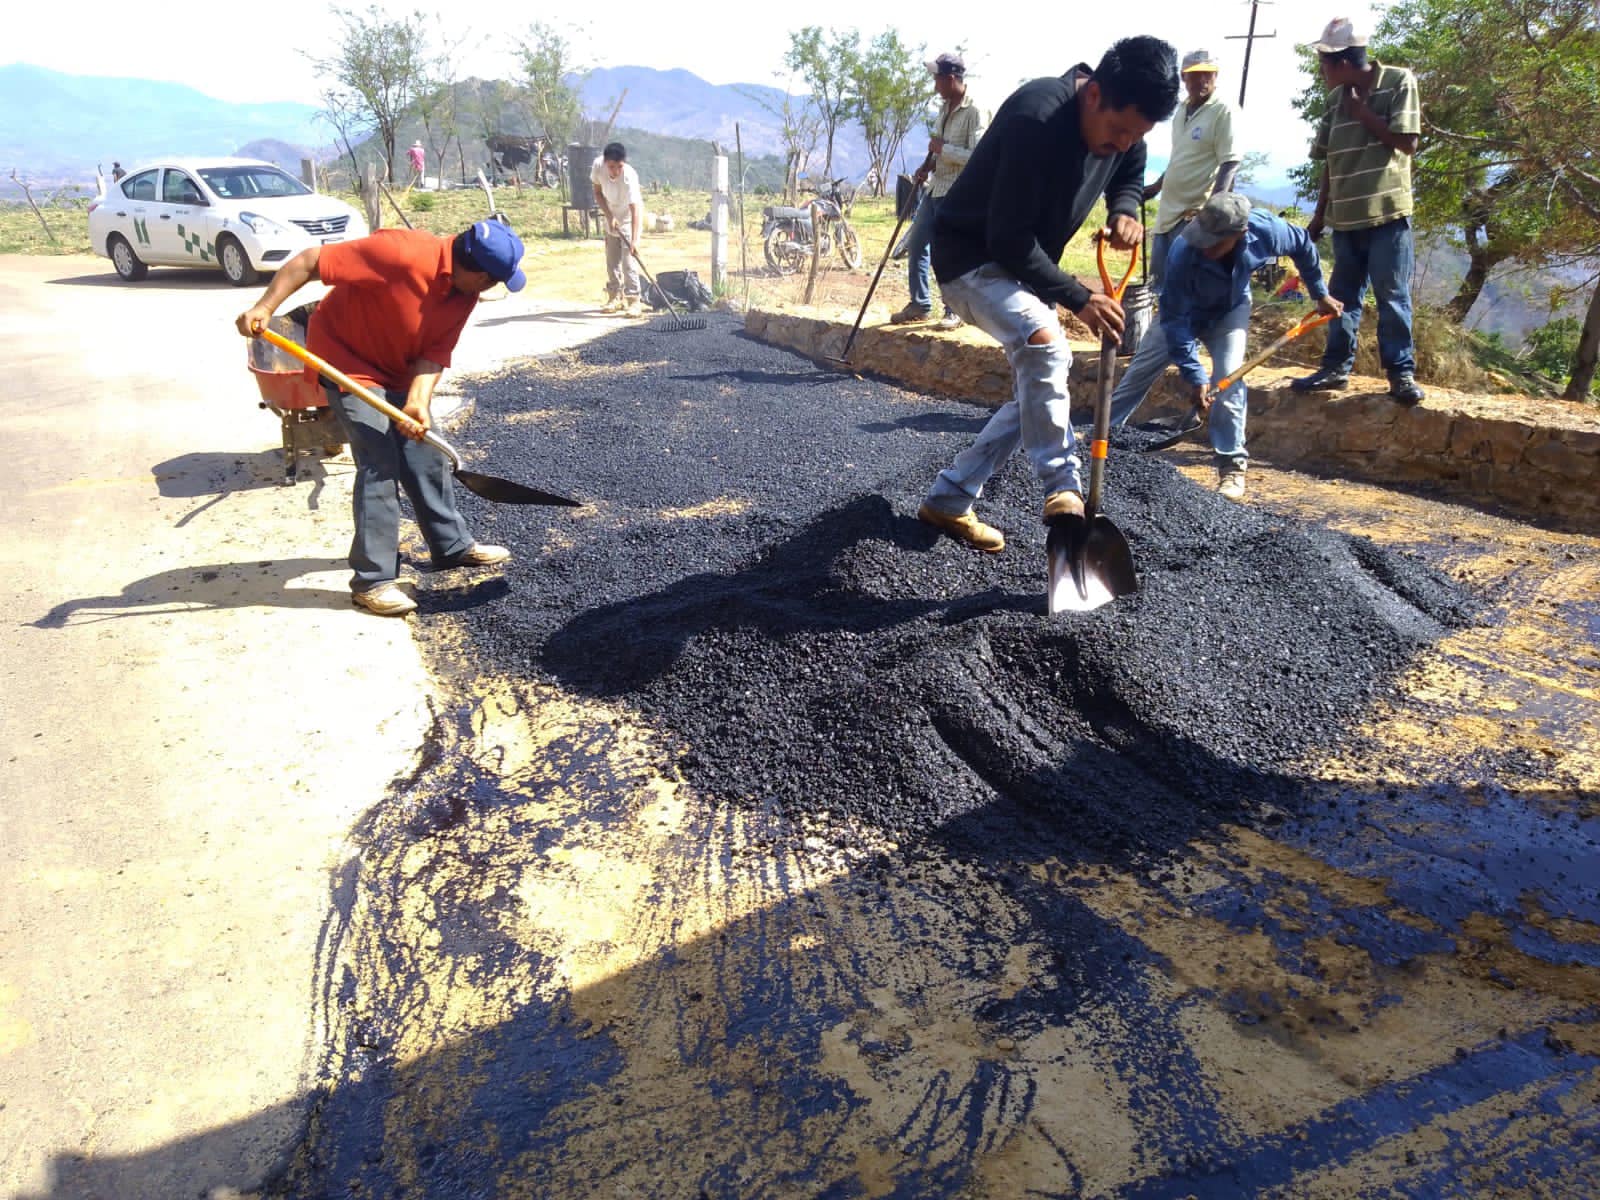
[
  {"x1": 892, "y1": 52, "x2": 986, "y2": 331},
  {"x1": 1143, "y1": 48, "x2": 1239, "y2": 298},
  {"x1": 1292, "y1": 17, "x2": 1424, "y2": 404}
]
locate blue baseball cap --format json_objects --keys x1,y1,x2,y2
[{"x1": 459, "y1": 219, "x2": 526, "y2": 292}]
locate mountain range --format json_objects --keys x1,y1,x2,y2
[{"x1": 0, "y1": 62, "x2": 872, "y2": 189}]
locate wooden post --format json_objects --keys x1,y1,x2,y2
[
  {"x1": 362, "y1": 162, "x2": 382, "y2": 229},
  {"x1": 10, "y1": 169, "x2": 56, "y2": 244},
  {"x1": 300, "y1": 158, "x2": 316, "y2": 188},
  {"x1": 735, "y1": 124, "x2": 749, "y2": 307},
  {"x1": 710, "y1": 154, "x2": 729, "y2": 294},
  {"x1": 803, "y1": 200, "x2": 823, "y2": 305}
]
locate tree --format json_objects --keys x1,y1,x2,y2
[
  {"x1": 1234, "y1": 151, "x2": 1270, "y2": 191},
  {"x1": 785, "y1": 27, "x2": 861, "y2": 182},
  {"x1": 852, "y1": 30, "x2": 932, "y2": 197},
  {"x1": 308, "y1": 5, "x2": 436, "y2": 182},
  {"x1": 517, "y1": 22, "x2": 587, "y2": 156},
  {"x1": 739, "y1": 82, "x2": 821, "y2": 203},
  {"x1": 412, "y1": 22, "x2": 475, "y2": 187}
]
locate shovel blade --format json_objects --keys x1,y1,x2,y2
[
  {"x1": 1137, "y1": 409, "x2": 1205, "y2": 454},
  {"x1": 454, "y1": 470, "x2": 582, "y2": 507},
  {"x1": 1047, "y1": 515, "x2": 1139, "y2": 614}
]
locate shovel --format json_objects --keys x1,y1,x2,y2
[
  {"x1": 827, "y1": 174, "x2": 922, "y2": 369},
  {"x1": 257, "y1": 327, "x2": 583, "y2": 507},
  {"x1": 1139, "y1": 310, "x2": 1334, "y2": 453},
  {"x1": 1048, "y1": 236, "x2": 1141, "y2": 615}
]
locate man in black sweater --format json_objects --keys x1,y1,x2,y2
[{"x1": 917, "y1": 36, "x2": 1180, "y2": 554}]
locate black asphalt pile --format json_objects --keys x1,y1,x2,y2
[{"x1": 427, "y1": 315, "x2": 1476, "y2": 862}]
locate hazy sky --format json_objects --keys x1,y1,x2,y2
[{"x1": 10, "y1": 0, "x2": 1389, "y2": 185}]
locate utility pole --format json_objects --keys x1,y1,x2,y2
[{"x1": 1225, "y1": 0, "x2": 1277, "y2": 108}]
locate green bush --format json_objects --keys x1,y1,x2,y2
[
  {"x1": 410, "y1": 192, "x2": 437, "y2": 212},
  {"x1": 1524, "y1": 316, "x2": 1582, "y2": 381}
]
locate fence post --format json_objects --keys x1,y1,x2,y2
[
  {"x1": 803, "y1": 200, "x2": 823, "y2": 305},
  {"x1": 710, "y1": 154, "x2": 729, "y2": 294},
  {"x1": 362, "y1": 162, "x2": 382, "y2": 230},
  {"x1": 300, "y1": 158, "x2": 315, "y2": 189}
]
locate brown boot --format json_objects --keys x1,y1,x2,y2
[
  {"x1": 1042, "y1": 490, "x2": 1085, "y2": 524},
  {"x1": 917, "y1": 503, "x2": 1005, "y2": 553}
]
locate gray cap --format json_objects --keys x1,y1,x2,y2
[
  {"x1": 1181, "y1": 49, "x2": 1219, "y2": 73},
  {"x1": 1182, "y1": 192, "x2": 1252, "y2": 249}
]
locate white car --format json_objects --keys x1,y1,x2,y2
[{"x1": 88, "y1": 157, "x2": 369, "y2": 286}]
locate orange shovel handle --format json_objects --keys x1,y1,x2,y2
[{"x1": 1096, "y1": 235, "x2": 1140, "y2": 303}]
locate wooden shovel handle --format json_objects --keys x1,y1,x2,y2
[{"x1": 256, "y1": 327, "x2": 462, "y2": 469}]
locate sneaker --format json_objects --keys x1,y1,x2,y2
[
  {"x1": 1290, "y1": 367, "x2": 1350, "y2": 393},
  {"x1": 1042, "y1": 490, "x2": 1085, "y2": 524},
  {"x1": 1389, "y1": 373, "x2": 1425, "y2": 404},
  {"x1": 624, "y1": 299, "x2": 644, "y2": 318},
  {"x1": 1217, "y1": 471, "x2": 1247, "y2": 502},
  {"x1": 439, "y1": 543, "x2": 512, "y2": 568},
  {"x1": 599, "y1": 295, "x2": 624, "y2": 314},
  {"x1": 890, "y1": 303, "x2": 934, "y2": 325},
  {"x1": 917, "y1": 503, "x2": 1005, "y2": 553},
  {"x1": 352, "y1": 582, "x2": 417, "y2": 617},
  {"x1": 935, "y1": 311, "x2": 964, "y2": 332}
]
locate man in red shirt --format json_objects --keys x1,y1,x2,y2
[{"x1": 236, "y1": 220, "x2": 525, "y2": 616}]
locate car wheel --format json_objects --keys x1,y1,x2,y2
[
  {"x1": 108, "y1": 234, "x2": 148, "y2": 282},
  {"x1": 218, "y1": 235, "x2": 259, "y2": 287}
]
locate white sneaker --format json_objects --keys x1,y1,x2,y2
[
  {"x1": 624, "y1": 298, "x2": 644, "y2": 318},
  {"x1": 352, "y1": 582, "x2": 417, "y2": 617},
  {"x1": 1217, "y1": 471, "x2": 1247, "y2": 502}
]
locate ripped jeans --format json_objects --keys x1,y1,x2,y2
[{"x1": 923, "y1": 264, "x2": 1080, "y2": 515}]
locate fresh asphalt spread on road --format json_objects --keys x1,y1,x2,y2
[{"x1": 273, "y1": 313, "x2": 1600, "y2": 1198}]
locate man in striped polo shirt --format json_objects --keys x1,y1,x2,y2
[{"x1": 1292, "y1": 17, "x2": 1425, "y2": 405}]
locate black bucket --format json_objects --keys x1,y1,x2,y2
[
  {"x1": 566, "y1": 144, "x2": 600, "y2": 208},
  {"x1": 1119, "y1": 282, "x2": 1155, "y2": 358},
  {"x1": 894, "y1": 173, "x2": 921, "y2": 222}
]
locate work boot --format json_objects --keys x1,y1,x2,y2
[
  {"x1": 625, "y1": 298, "x2": 644, "y2": 318},
  {"x1": 917, "y1": 503, "x2": 1005, "y2": 553},
  {"x1": 890, "y1": 303, "x2": 934, "y2": 325},
  {"x1": 352, "y1": 582, "x2": 417, "y2": 617},
  {"x1": 1289, "y1": 367, "x2": 1350, "y2": 392},
  {"x1": 438, "y1": 543, "x2": 512, "y2": 569},
  {"x1": 936, "y1": 311, "x2": 964, "y2": 332},
  {"x1": 1389, "y1": 373, "x2": 1425, "y2": 405},
  {"x1": 1217, "y1": 470, "x2": 1247, "y2": 502},
  {"x1": 1042, "y1": 490, "x2": 1085, "y2": 525},
  {"x1": 600, "y1": 295, "x2": 624, "y2": 314}
]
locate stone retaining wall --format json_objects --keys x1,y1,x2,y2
[{"x1": 746, "y1": 305, "x2": 1600, "y2": 531}]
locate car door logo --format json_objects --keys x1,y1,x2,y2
[
  {"x1": 133, "y1": 218, "x2": 150, "y2": 246},
  {"x1": 176, "y1": 224, "x2": 214, "y2": 262}
]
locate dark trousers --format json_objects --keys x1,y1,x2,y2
[{"x1": 324, "y1": 382, "x2": 473, "y2": 591}]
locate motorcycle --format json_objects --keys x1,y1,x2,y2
[{"x1": 761, "y1": 178, "x2": 863, "y2": 276}]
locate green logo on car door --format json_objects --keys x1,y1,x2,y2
[
  {"x1": 176, "y1": 224, "x2": 214, "y2": 262},
  {"x1": 133, "y1": 218, "x2": 150, "y2": 246}
]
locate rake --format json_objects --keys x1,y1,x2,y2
[{"x1": 625, "y1": 238, "x2": 707, "y2": 332}]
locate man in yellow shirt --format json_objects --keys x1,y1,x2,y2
[{"x1": 1143, "y1": 49, "x2": 1239, "y2": 298}]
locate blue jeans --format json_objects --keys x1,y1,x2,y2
[
  {"x1": 905, "y1": 192, "x2": 950, "y2": 315},
  {"x1": 1323, "y1": 217, "x2": 1415, "y2": 377},
  {"x1": 923, "y1": 265, "x2": 1080, "y2": 513},
  {"x1": 1109, "y1": 301, "x2": 1252, "y2": 472},
  {"x1": 1148, "y1": 216, "x2": 1190, "y2": 299},
  {"x1": 324, "y1": 382, "x2": 474, "y2": 591}
]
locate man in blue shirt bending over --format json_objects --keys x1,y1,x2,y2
[{"x1": 1109, "y1": 192, "x2": 1342, "y2": 501}]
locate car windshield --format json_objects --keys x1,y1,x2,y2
[{"x1": 197, "y1": 166, "x2": 311, "y2": 201}]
